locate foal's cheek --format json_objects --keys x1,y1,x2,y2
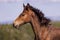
[{"x1": 24, "y1": 16, "x2": 30, "y2": 22}]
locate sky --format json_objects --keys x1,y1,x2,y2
[{"x1": 0, "y1": 0, "x2": 60, "y2": 23}]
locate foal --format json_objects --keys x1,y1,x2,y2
[{"x1": 13, "y1": 3, "x2": 60, "y2": 40}]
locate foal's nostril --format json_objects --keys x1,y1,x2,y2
[{"x1": 13, "y1": 23, "x2": 18, "y2": 29}]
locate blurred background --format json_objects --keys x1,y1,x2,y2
[
  {"x1": 0, "y1": 0, "x2": 60, "y2": 24},
  {"x1": 0, "y1": 0, "x2": 60, "y2": 40}
]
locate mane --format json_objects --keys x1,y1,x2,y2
[{"x1": 27, "y1": 4, "x2": 51, "y2": 26}]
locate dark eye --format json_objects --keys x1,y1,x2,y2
[{"x1": 22, "y1": 14, "x2": 25, "y2": 16}]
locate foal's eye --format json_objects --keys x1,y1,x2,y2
[{"x1": 22, "y1": 14, "x2": 25, "y2": 16}]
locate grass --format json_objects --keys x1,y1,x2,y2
[
  {"x1": 0, "y1": 21, "x2": 60, "y2": 40},
  {"x1": 51, "y1": 21, "x2": 60, "y2": 27},
  {"x1": 0, "y1": 23, "x2": 34, "y2": 40}
]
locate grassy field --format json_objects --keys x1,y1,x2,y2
[{"x1": 0, "y1": 21, "x2": 60, "y2": 40}]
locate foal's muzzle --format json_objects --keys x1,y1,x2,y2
[{"x1": 13, "y1": 23, "x2": 19, "y2": 29}]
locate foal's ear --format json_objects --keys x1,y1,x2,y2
[
  {"x1": 27, "y1": 3, "x2": 30, "y2": 6},
  {"x1": 23, "y1": 3, "x2": 25, "y2": 8},
  {"x1": 27, "y1": 3, "x2": 30, "y2": 10},
  {"x1": 27, "y1": 3, "x2": 30, "y2": 7}
]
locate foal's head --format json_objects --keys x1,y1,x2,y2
[
  {"x1": 13, "y1": 3, "x2": 51, "y2": 28},
  {"x1": 13, "y1": 3, "x2": 35, "y2": 28}
]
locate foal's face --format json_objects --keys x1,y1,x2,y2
[{"x1": 13, "y1": 4, "x2": 34, "y2": 28}]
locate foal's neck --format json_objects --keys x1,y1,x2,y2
[
  {"x1": 30, "y1": 14, "x2": 48, "y2": 40},
  {"x1": 30, "y1": 14, "x2": 41, "y2": 38}
]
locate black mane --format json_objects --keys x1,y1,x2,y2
[{"x1": 27, "y1": 3, "x2": 51, "y2": 26}]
